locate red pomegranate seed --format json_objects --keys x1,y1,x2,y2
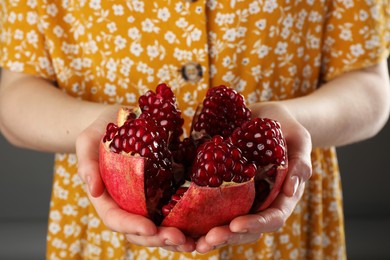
[
  {"x1": 208, "y1": 176, "x2": 222, "y2": 187},
  {"x1": 162, "y1": 186, "x2": 189, "y2": 217},
  {"x1": 243, "y1": 164, "x2": 257, "y2": 178}
]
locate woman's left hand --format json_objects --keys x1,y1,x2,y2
[{"x1": 195, "y1": 102, "x2": 312, "y2": 253}]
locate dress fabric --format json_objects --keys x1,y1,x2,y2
[{"x1": 1, "y1": 0, "x2": 389, "y2": 259}]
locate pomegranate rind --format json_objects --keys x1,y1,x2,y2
[
  {"x1": 99, "y1": 142, "x2": 148, "y2": 217},
  {"x1": 161, "y1": 180, "x2": 255, "y2": 237},
  {"x1": 117, "y1": 107, "x2": 141, "y2": 127},
  {"x1": 252, "y1": 164, "x2": 288, "y2": 212},
  {"x1": 190, "y1": 104, "x2": 203, "y2": 139}
]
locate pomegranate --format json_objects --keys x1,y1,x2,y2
[{"x1": 99, "y1": 84, "x2": 288, "y2": 237}]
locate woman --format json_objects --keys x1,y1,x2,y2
[{"x1": 0, "y1": 0, "x2": 389, "y2": 259}]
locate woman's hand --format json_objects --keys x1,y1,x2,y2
[
  {"x1": 75, "y1": 105, "x2": 196, "y2": 252},
  {"x1": 195, "y1": 102, "x2": 312, "y2": 253}
]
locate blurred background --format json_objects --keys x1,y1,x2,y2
[{"x1": 1, "y1": 66, "x2": 390, "y2": 259}]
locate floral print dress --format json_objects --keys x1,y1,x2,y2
[{"x1": 1, "y1": 0, "x2": 389, "y2": 259}]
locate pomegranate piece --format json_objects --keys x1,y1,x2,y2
[
  {"x1": 193, "y1": 85, "x2": 251, "y2": 139},
  {"x1": 190, "y1": 135, "x2": 257, "y2": 186},
  {"x1": 139, "y1": 83, "x2": 184, "y2": 144},
  {"x1": 99, "y1": 83, "x2": 288, "y2": 237},
  {"x1": 230, "y1": 118, "x2": 287, "y2": 167},
  {"x1": 100, "y1": 143, "x2": 149, "y2": 217},
  {"x1": 161, "y1": 181, "x2": 255, "y2": 237},
  {"x1": 100, "y1": 114, "x2": 174, "y2": 220},
  {"x1": 230, "y1": 117, "x2": 288, "y2": 211}
]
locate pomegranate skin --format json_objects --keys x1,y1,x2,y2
[
  {"x1": 252, "y1": 165, "x2": 288, "y2": 213},
  {"x1": 161, "y1": 181, "x2": 255, "y2": 237},
  {"x1": 99, "y1": 142, "x2": 149, "y2": 217}
]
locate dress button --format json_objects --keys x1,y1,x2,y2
[{"x1": 181, "y1": 62, "x2": 203, "y2": 83}]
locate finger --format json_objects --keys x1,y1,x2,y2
[
  {"x1": 177, "y1": 237, "x2": 197, "y2": 252},
  {"x1": 230, "y1": 183, "x2": 305, "y2": 234},
  {"x1": 76, "y1": 126, "x2": 106, "y2": 197},
  {"x1": 196, "y1": 227, "x2": 261, "y2": 253},
  {"x1": 125, "y1": 227, "x2": 187, "y2": 247},
  {"x1": 87, "y1": 190, "x2": 157, "y2": 236},
  {"x1": 204, "y1": 226, "x2": 231, "y2": 246},
  {"x1": 282, "y1": 123, "x2": 312, "y2": 197},
  {"x1": 161, "y1": 236, "x2": 197, "y2": 252},
  {"x1": 76, "y1": 105, "x2": 120, "y2": 197},
  {"x1": 226, "y1": 232, "x2": 262, "y2": 246},
  {"x1": 283, "y1": 155, "x2": 312, "y2": 197},
  {"x1": 159, "y1": 246, "x2": 180, "y2": 252},
  {"x1": 196, "y1": 236, "x2": 214, "y2": 254},
  {"x1": 205, "y1": 226, "x2": 261, "y2": 247}
]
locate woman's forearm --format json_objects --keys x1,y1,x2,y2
[
  {"x1": 252, "y1": 60, "x2": 390, "y2": 148},
  {"x1": 0, "y1": 69, "x2": 113, "y2": 153}
]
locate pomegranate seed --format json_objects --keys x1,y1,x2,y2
[
  {"x1": 134, "y1": 141, "x2": 142, "y2": 151},
  {"x1": 275, "y1": 144, "x2": 285, "y2": 158},
  {"x1": 162, "y1": 186, "x2": 189, "y2": 217},
  {"x1": 231, "y1": 148, "x2": 242, "y2": 160},
  {"x1": 204, "y1": 162, "x2": 217, "y2": 175},
  {"x1": 107, "y1": 122, "x2": 116, "y2": 130},
  {"x1": 136, "y1": 128, "x2": 146, "y2": 138},
  {"x1": 109, "y1": 144, "x2": 120, "y2": 153},
  {"x1": 176, "y1": 187, "x2": 188, "y2": 195},
  {"x1": 233, "y1": 163, "x2": 243, "y2": 174},
  {"x1": 171, "y1": 194, "x2": 182, "y2": 202},
  {"x1": 112, "y1": 136, "x2": 122, "y2": 150},
  {"x1": 142, "y1": 134, "x2": 152, "y2": 144},
  {"x1": 208, "y1": 176, "x2": 222, "y2": 187},
  {"x1": 203, "y1": 151, "x2": 214, "y2": 161},
  {"x1": 243, "y1": 164, "x2": 257, "y2": 178},
  {"x1": 214, "y1": 149, "x2": 226, "y2": 162},
  {"x1": 162, "y1": 205, "x2": 172, "y2": 217},
  {"x1": 215, "y1": 162, "x2": 224, "y2": 173},
  {"x1": 222, "y1": 172, "x2": 233, "y2": 182},
  {"x1": 122, "y1": 139, "x2": 132, "y2": 153},
  {"x1": 232, "y1": 175, "x2": 242, "y2": 183},
  {"x1": 195, "y1": 168, "x2": 207, "y2": 181},
  {"x1": 119, "y1": 126, "x2": 126, "y2": 136}
]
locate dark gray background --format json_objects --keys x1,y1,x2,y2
[{"x1": 1, "y1": 78, "x2": 390, "y2": 259}]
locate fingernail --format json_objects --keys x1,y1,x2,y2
[
  {"x1": 86, "y1": 175, "x2": 92, "y2": 192},
  {"x1": 165, "y1": 240, "x2": 181, "y2": 246},
  {"x1": 292, "y1": 176, "x2": 299, "y2": 195},
  {"x1": 212, "y1": 241, "x2": 227, "y2": 250},
  {"x1": 235, "y1": 229, "x2": 248, "y2": 234},
  {"x1": 177, "y1": 244, "x2": 195, "y2": 252}
]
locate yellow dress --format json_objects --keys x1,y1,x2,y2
[{"x1": 1, "y1": 0, "x2": 389, "y2": 259}]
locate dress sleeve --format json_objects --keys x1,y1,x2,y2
[
  {"x1": 321, "y1": 0, "x2": 390, "y2": 81},
  {"x1": 0, "y1": 0, "x2": 56, "y2": 81}
]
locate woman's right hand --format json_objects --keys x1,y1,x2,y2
[{"x1": 75, "y1": 105, "x2": 196, "y2": 252}]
